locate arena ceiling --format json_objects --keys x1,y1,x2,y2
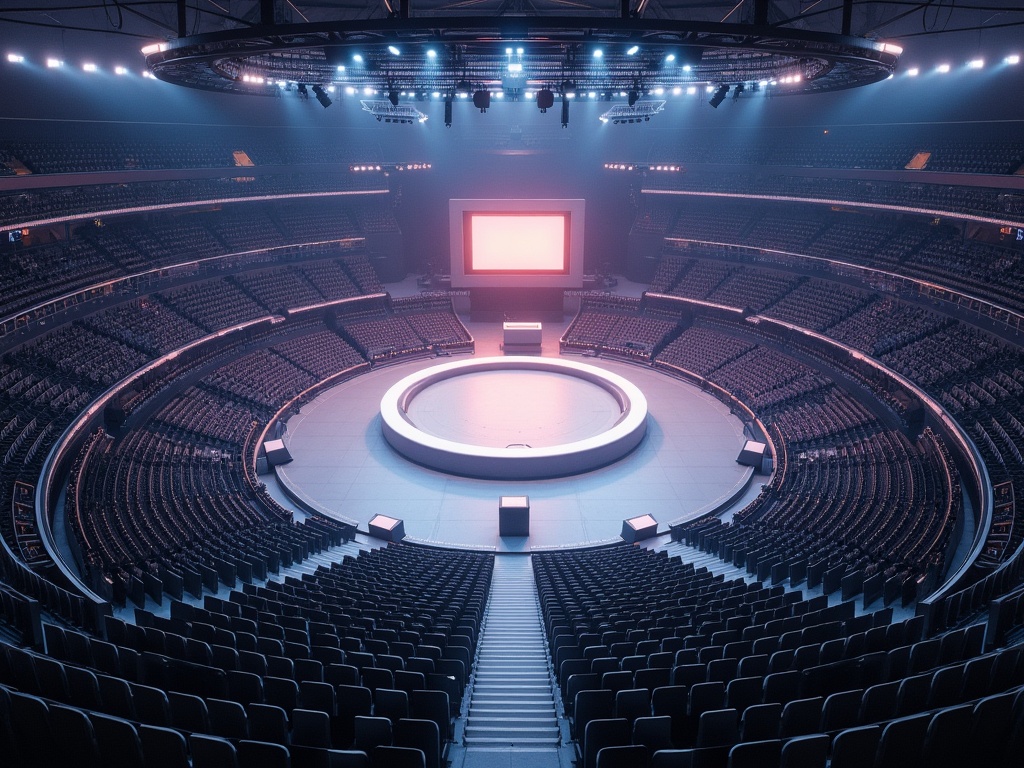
[{"x1": 2, "y1": 1, "x2": 1022, "y2": 97}]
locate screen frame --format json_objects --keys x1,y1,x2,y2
[{"x1": 449, "y1": 198, "x2": 585, "y2": 289}]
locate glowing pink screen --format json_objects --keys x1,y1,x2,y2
[{"x1": 467, "y1": 213, "x2": 568, "y2": 273}]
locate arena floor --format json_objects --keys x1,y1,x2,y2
[{"x1": 272, "y1": 319, "x2": 759, "y2": 550}]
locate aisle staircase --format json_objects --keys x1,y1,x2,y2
[{"x1": 464, "y1": 554, "x2": 560, "y2": 747}]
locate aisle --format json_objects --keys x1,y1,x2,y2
[{"x1": 459, "y1": 553, "x2": 566, "y2": 767}]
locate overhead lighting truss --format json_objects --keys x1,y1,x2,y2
[
  {"x1": 600, "y1": 101, "x2": 667, "y2": 124},
  {"x1": 360, "y1": 100, "x2": 428, "y2": 124},
  {"x1": 144, "y1": 16, "x2": 902, "y2": 98}
]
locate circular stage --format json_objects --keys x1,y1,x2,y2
[
  {"x1": 274, "y1": 354, "x2": 756, "y2": 549},
  {"x1": 379, "y1": 357, "x2": 648, "y2": 479}
]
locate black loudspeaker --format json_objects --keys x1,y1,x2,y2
[
  {"x1": 536, "y1": 89, "x2": 554, "y2": 111},
  {"x1": 473, "y1": 90, "x2": 490, "y2": 111}
]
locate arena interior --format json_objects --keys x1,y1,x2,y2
[{"x1": 1, "y1": 1, "x2": 1024, "y2": 766}]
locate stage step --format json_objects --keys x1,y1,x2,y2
[{"x1": 464, "y1": 554, "x2": 560, "y2": 747}]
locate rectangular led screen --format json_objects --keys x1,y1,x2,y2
[
  {"x1": 464, "y1": 212, "x2": 569, "y2": 275},
  {"x1": 449, "y1": 199, "x2": 585, "y2": 289}
]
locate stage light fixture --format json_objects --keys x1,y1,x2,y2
[
  {"x1": 444, "y1": 96, "x2": 453, "y2": 127},
  {"x1": 115, "y1": 66, "x2": 128, "y2": 75},
  {"x1": 426, "y1": 49, "x2": 437, "y2": 59},
  {"x1": 687, "y1": 86, "x2": 697, "y2": 95},
  {"x1": 708, "y1": 84, "x2": 729, "y2": 108},
  {"x1": 593, "y1": 49, "x2": 603, "y2": 58},
  {"x1": 83, "y1": 62, "x2": 98, "y2": 72},
  {"x1": 353, "y1": 54, "x2": 364, "y2": 63},
  {"x1": 388, "y1": 45, "x2": 401, "y2": 56},
  {"x1": 46, "y1": 58, "x2": 62, "y2": 68},
  {"x1": 968, "y1": 58, "x2": 984, "y2": 69},
  {"x1": 312, "y1": 84, "x2": 332, "y2": 107},
  {"x1": 936, "y1": 63, "x2": 950, "y2": 73},
  {"x1": 7, "y1": 54, "x2": 25, "y2": 64},
  {"x1": 1006, "y1": 54, "x2": 1020, "y2": 65},
  {"x1": 627, "y1": 45, "x2": 639, "y2": 55},
  {"x1": 536, "y1": 88, "x2": 554, "y2": 112},
  {"x1": 473, "y1": 90, "x2": 490, "y2": 112},
  {"x1": 665, "y1": 53, "x2": 676, "y2": 62},
  {"x1": 907, "y1": 67, "x2": 919, "y2": 76}
]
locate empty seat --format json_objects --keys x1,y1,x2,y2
[
  {"x1": 354, "y1": 715, "x2": 393, "y2": 753},
  {"x1": 830, "y1": 725, "x2": 880, "y2": 768},
  {"x1": 49, "y1": 703, "x2": 101, "y2": 768},
  {"x1": 207, "y1": 698, "x2": 249, "y2": 740},
  {"x1": 739, "y1": 703, "x2": 781, "y2": 742},
  {"x1": 727, "y1": 738, "x2": 781, "y2": 768},
  {"x1": 189, "y1": 734, "x2": 238, "y2": 768},
  {"x1": 633, "y1": 715, "x2": 674, "y2": 755},
  {"x1": 695, "y1": 708, "x2": 739, "y2": 749},
  {"x1": 615, "y1": 688, "x2": 652, "y2": 724},
  {"x1": 237, "y1": 740, "x2": 290, "y2": 768},
  {"x1": 138, "y1": 724, "x2": 190, "y2": 768},
  {"x1": 583, "y1": 718, "x2": 632, "y2": 768},
  {"x1": 375, "y1": 688, "x2": 410, "y2": 726},
  {"x1": 597, "y1": 744, "x2": 651, "y2": 768},
  {"x1": 88, "y1": 712, "x2": 145, "y2": 768},
  {"x1": 372, "y1": 745, "x2": 426, "y2": 768},
  {"x1": 395, "y1": 718, "x2": 441, "y2": 768},
  {"x1": 779, "y1": 733, "x2": 828, "y2": 768},
  {"x1": 247, "y1": 703, "x2": 290, "y2": 745}
]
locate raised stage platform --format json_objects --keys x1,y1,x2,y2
[{"x1": 273, "y1": 321, "x2": 756, "y2": 550}]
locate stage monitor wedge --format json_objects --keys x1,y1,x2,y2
[{"x1": 449, "y1": 199, "x2": 585, "y2": 289}]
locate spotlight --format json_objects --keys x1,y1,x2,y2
[
  {"x1": 388, "y1": 45, "x2": 401, "y2": 56},
  {"x1": 686, "y1": 86, "x2": 697, "y2": 95},
  {"x1": 115, "y1": 66, "x2": 128, "y2": 75},
  {"x1": 665, "y1": 54, "x2": 676, "y2": 62},
  {"x1": 708, "y1": 84, "x2": 729, "y2": 108},
  {"x1": 936, "y1": 63, "x2": 950, "y2": 73},
  {"x1": 353, "y1": 54, "x2": 364, "y2": 63},
  {"x1": 7, "y1": 54, "x2": 25, "y2": 64},
  {"x1": 473, "y1": 90, "x2": 490, "y2": 112},
  {"x1": 83, "y1": 62, "x2": 98, "y2": 72},
  {"x1": 426, "y1": 49, "x2": 437, "y2": 59},
  {"x1": 907, "y1": 67, "x2": 919, "y2": 76},
  {"x1": 1006, "y1": 55, "x2": 1021, "y2": 65},
  {"x1": 968, "y1": 58, "x2": 984, "y2": 69},
  {"x1": 593, "y1": 49, "x2": 603, "y2": 59},
  {"x1": 311, "y1": 84, "x2": 332, "y2": 108},
  {"x1": 444, "y1": 96, "x2": 452, "y2": 127},
  {"x1": 536, "y1": 88, "x2": 554, "y2": 112},
  {"x1": 46, "y1": 58, "x2": 62, "y2": 68},
  {"x1": 627, "y1": 45, "x2": 639, "y2": 56}
]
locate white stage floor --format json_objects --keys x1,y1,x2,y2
[{"x1": 273, "y1": 320, "x2": 757, "y2": 550}]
